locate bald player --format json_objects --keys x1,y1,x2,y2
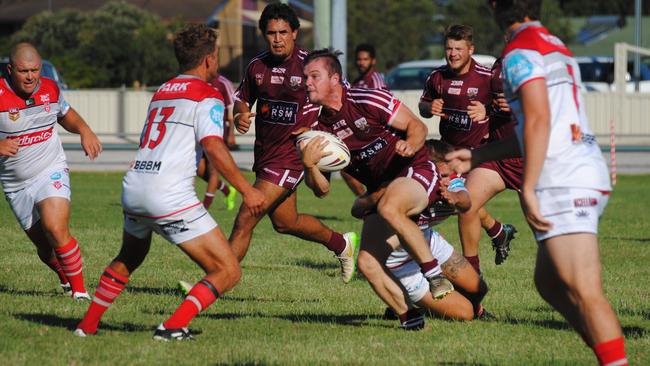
[{"x1": 0, "y1": 43, "x2": 102, "y2": 300}]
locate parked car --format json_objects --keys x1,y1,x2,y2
[
  {"x1": 575, "y1": 56, "x2": 650, "y2": 92},
  {"x1": 0, "y1": 57, "x2": 68, "y2": 90},
  {"x1": 385, "y1": 55, "x2": 497, "y2": 91}
]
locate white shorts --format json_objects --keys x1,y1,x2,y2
[
  {"x1": 123, "y1": 203, "x2": 217, "y2": 245},
  {"x1": 387, "y1": 228, "x2": 454, "y2": 303},
  {"x1": 4, "y1": 163, "x2": 71, "y2": 230},
  {"x1": 535, "y1": 187, "x2": 609, "y2": 241}
]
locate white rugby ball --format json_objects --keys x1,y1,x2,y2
[{"x1": 295, "y1": 130, "x2": 351, "y2": 172}]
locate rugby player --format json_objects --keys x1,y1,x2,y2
[
  {"x1": 0, "y1": 42, "x2": 102, "y2": 300},
  {"x1": 418, "y1": 24, "x2": 517, "y2": 272},
  {"x1": 299, "y1": 49, "x2": 453, "y2": 304},
  {"x1": 447, "y1": 1, "x2": 627, "y2": 364},
  {"x1": 74, "y1": 24, "x2": 265, "y2": 341},
  {"x1": 231, "y1": 3, "x2": 358, "y2": 283},
  {"x1": 351, "y1": 43, "x2": 388, "y2": 90}
]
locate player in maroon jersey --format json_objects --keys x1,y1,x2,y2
[
  {"x1": 231, "y1": 3, "x2": 358, "y2": 283},
  {"x1": 351, "y1": 43, "x2": 388, "y2": 90},
  {"x1": 0, "y1": 43, "x2": 101, "y2": 301},
  {"x1": 418, "y1": 24, "x2": 517, "y2": 272},
  {"x1": 299, "y1": 49, "x2": 455, "y2": 313}
]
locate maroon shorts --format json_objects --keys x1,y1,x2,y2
[
  {"x1": 478, "y1": 158, "x2": 523, "y2": 191},
  {"x1": 396, "y1": 159, "x2": 438, "y2": 206},
  {"x1": 256, "y1": 167, "x2": 304, "y2": 191}
]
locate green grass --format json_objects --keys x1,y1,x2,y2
[{"x1": 0, "y1": 172, "x2": 649, "y2": 365}]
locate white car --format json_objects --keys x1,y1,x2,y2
[{"x1": 385, "y1": 55, "x2": 497, "y2": 91}]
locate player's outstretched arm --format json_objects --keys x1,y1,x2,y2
[
  {"x1": 233, "y1": 101, "x2": 256, "y2": 134},
  {"x1": 298, "y1": 137, "x2": 332, "y2": 198},
  {"x1": 391, "y1": 105, "x2": 428, "y2": 157},
  {"x1": 202, "y1": 137, "x2": 265, "y2": 216},
  {"x1": 58, "y1": 108, "x2": 102, "y2": 160},
  {"x1": 446, "y1": 136, "x2": 522, "y2": 175}
]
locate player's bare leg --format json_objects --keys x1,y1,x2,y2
[
  {"x1": 440, "y1": 251, "x2": 489, "y2": 317},
  {"x1": 534, "y1": 233, "x2": 623, "y2": 346},
  {"x1": 458, "y1": 168, "x2": 507, "y2": 271},
  {"x1": 25, "y1": 222, "x2": 69, "y2": 294},
  {"x1": 417, "y1": 291, "x2": 474, "y2": 321},
  {"x1": 357, "y1": 214, "x2": 409, "y2": 315},
  {"x1": 37, "y1": 197, "x2": 88, "y2": 299}
]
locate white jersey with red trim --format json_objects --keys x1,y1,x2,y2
[
  {"x1": 0, "y1": 78, "x2": 69, "y2": 193},
  {"x1": 502, "y1": 22, "x2": 610, "y2": 191},
  {"x1": 122, "y1": 75, "x2": 225, "y2": 218}
]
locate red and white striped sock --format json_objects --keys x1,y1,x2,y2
[
  {"x1": 53, "y1": 238, "x2": 86, "y2": 294},
  {"x1": 76, "y1": 267, "x2": 128, "y2": 335},
  {"x1": 163, "y1": 279, "x2": 220, "y2": 329},
  {"x1": 593, "y1": 337, "x2": 628, "y2": 366},
  {"x1": 44, "y1": 255, "x2": 68, "y2": 285}
]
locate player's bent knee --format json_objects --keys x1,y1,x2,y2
[
  {"x1": 42, "y1": 224, "x2": 71, "y2": 246},
  {"x1": 357, "y1": 251, "x2": 382, "y2": 278}
]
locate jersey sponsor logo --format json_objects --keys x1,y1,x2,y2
[
  {"x1": 451, "y1": 80, "x2": 463, "y2": 86},
  {"x1": 40, "y1": 94, "x2": 51, "y2": 112},
  {"x1": 8, "y1": 127, "x2": 53, "y2": 146},
  {"x1": 210, "y1": 104, "x2": 224, "y2": 127},
  {"x1": 271, "y1": 75, "x2": 284, "y2": 84},
  {"x1": 446, "y1": 112, "x2": 471, "y2": 131},
  {"x1": 353, "y1": 117, "x2": 369, "y2": 131},
  {"x1": 255, "y1": 73, "x2": 264, "y2": 86},
  {"x1": 354, "y1": 137, "x2": 387, "y2": 162},
  {"x1": 8, "y1": 108, "x2": 20, "y2": 121},
  {"x1": 447, "y1": 87, "x2": 461, "y2": 95},
  {"x1": 130, "y1": 160, "x2": 162, "y2": 173},
  {"x1": 258, "y1": 98, "x2": 298, "y2": 125},
  {"x1": 575, "y1": 209, "x2": 589, "y2": 218},
  {"x1": 158, "y1": 82, "x2": 190, "y2": 93},
  {"x1": 574, "y1": 197, "x2": 597, "y2": 207},
  {"x1": 272, "y1": 67, "x2": 286, "y2": 74},
  {"x1": 53, "y1": 181, "x2": 62, "y2": 190},
  {"x1": 50, "y1": 172, "x2": 62, "y2": 180},
  {"x1": 160, "y1": 219, "x2": 189, "y2": 235},
  {"x1": 285, "y1": 175, "x2": 298, "y2": 185},
  {"x1": 467, "y1": 87, "x2": 479, "y2": 99},
  {"x1": 505, "y1": 53, "x2": 534, "y2": 89}
]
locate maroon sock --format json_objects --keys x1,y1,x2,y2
[
  {"x1": 53, "y1": 238, "x2": 86, "y2": 294},
  {"x1": 487, "y1": 221, "x2": 504, "y2": 239},
  {"x1": 218, "y1": 182, "x2": 230, "y2": 196},
  {"x1": 465, "y1": 255, "x2": 481, "y2": 274},
  {"x1": 420, "y1": 259, "x2": 439, "y2": 278},
  {"x1": 76, "y1": 267, "x2": 128, "y2": 334},
  {"x1": 44, "y1": 256, "x2": 68, "y2": 285},
  {"x1": 203, "y1": 193, "x2": 215, "y2": 208},
  {"x1": 164, "y1": 279, "x2": 220, "y2": 329},
  {"x1": 326, "y1": 232, "x2": 346, "y2": 255}
]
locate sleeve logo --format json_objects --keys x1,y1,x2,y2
[
  {"x1": 505, "y1": 53, "x2": 534, "y2": 90},
  {"x1": 210, "y1": 104, "x2": 225, "y2": 128}
]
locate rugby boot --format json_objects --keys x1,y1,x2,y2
[
  {"x1": 492, "y1": 224, "x2": 517, "y2": 265},
  {"x1": 428, "y1": 275, "x2": 454, "y2": 299},
  {"x1": 61, "y1": 282, "x2": 72, "y2": 296},
  {"x1": 153, "y1": 323, "x2": 195, "y2": 341},
  {"x1": 177, "y1": 280, "x2": 193, "y2": 296},
  {"x1": 73, "y1": 291, "x2": 91, "y2": 301},
  {"x1": 224, "y1": 185, "x2": 237, "y2": 211},
  {"x1": 336, "y1": 232, "x2": 359, "y2": 284},
  {"x1": 400, "y1": 308, "x2": 425, "y2": 331}
]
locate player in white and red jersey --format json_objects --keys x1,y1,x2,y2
[
  {"x1": 75, "y1": 25, "x2": 265, "y2": 341},
  {"x1": 447, "y1": 2, "x2": 627, "y2": 365},
  {"x1": 300, "y1": 49, "x2": 459, "y2": 323},
  {"x1": 419, "y1": 24, "x2": 517, "y2": 273},
  {"x1": 351, "y1": 43, "x2": 388, "y2": 90},
  {"x1": 231, "y1": 3, "x2": 358, "y2": 284},
  {"x1": 0, "y1": 43, "x2": 102, "y2": 300}
]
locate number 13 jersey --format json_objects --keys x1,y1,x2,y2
[{"x1": 122, "y1": 75, "x2": 225, "y2": 217}]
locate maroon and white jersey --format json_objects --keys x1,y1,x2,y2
[
  {"x1": 313, "y1": 87, "x2": 429, "y2": 191},
  {"x1": 0, "y1": 78, "x2": 69, "y2": 192},
  {"x1": 420, "y1": 58, "x2": 492, "y2": 148},
  {"x1": 122, "y1": 75, "x2": 225, "y2": 218},
  {"x1": 234, "y1": 46, "x2": 319, "y2": 171},
  {"x1": 351, "y1": 70, "x2": 388, "y2": 90},
  {"x1": 209, "y1": 74, "x2": 235, "y2": 113}
]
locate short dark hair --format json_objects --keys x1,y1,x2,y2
[
  {"x1": 490, "y1": 0, "x2": 541, "y2": 30},
  {"x1": 304, "y1": 48, "x2": 343, "y2": 81},
  {"x1": 425, "y1": 139, "x2": 454, "y2": 162},
  {"x1": 259, "y1": 2, "x2": 300, "y2": 33},
  {"x1": 355, "y1": 43, "x2": 376, "y2": 59},
  {"x1": 173, "y1": 24, "x2": 218, "y2": 72},
  {"x1": 444, "y1": 24, "x2": 474, "y2": 45}
]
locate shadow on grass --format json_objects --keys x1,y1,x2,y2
[
  {"x1": 0, "y1": 285, "x2": 58, "y2": 297},
  {"x1": 618, "y1": 307, "x2": 650, "y2": 320},
  {"x1": 293, "y1": 258, "x2": 337, "y2": 271},
  {"x1": 310, "y1": 215, "x2": 344, "y2": 221},
  {"x1": 602, "y1": 236, "x2": 650, "y2": 243},
  {"x1": 222, "y1": 295, "x2": 321, "y2": 304},
  {"x1": 125, "y1": 286, "x2": 179, "y2": 296},
  {"x1": 199, "y1": 311, "x2": 391, "y2": 328},
  {"x1": 502, "y1": 314, "x2": 648, "y2": 338},
  {"x1": 14, "y1": 313, "x2": 150, "y2": 333},
  {"x1": 431, "y1": 363, "x2": 486, "y2": 366},
  {"x1": 213, "y1": 362, "x2": 273, "y2": 366}
]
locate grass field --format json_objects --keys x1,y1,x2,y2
[{"x1": 0, "y1": 172, "x2": 648, "y2": 365}]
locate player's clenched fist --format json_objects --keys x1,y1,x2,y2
[
  {"x1": 0, "y1": 138, "x2": 19, "y2": 157},
  {"x1": 430, "y1": 98, "x2": 445, "y2": 117},
  {"x1": 234, "y1": 112, "x2": 256, "y2": 134},
  {"x1": 242, "y1": 187, "x2": 266, "y2": 217},
  {"x1": 395, "y1": 140, "x2": 415, "y2": 157}
]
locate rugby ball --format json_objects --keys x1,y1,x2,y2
[{"x1": 295, "y1": 130, "x2": 351, "y2": 172}]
